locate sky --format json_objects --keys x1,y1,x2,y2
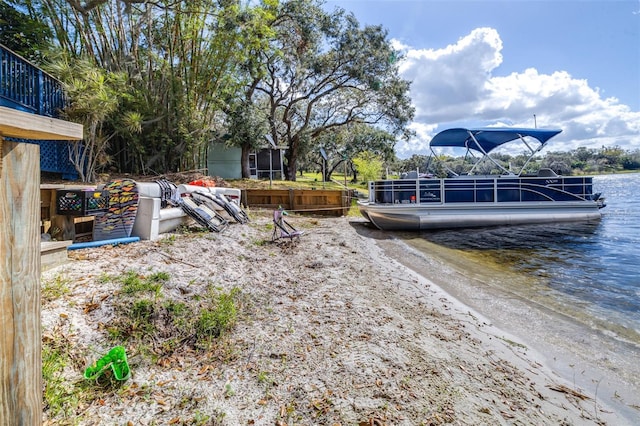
[{"x1": 324, "y1": 0, "x2": 640, "y2": 158}]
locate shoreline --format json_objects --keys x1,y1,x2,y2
[
  {"x1": 362, "y1": 221, "x2": 640, "y2": 423},
  {"x1": 42, "y1": 213, "x2": 638, "y2": 424}
]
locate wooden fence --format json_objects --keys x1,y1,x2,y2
[{"x1": 242, "y1": 189, "x2": 354, "y2": 216}]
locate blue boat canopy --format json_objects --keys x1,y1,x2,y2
[{"x1": 430, "y1": 128, "x2": 562, "y2": 154}]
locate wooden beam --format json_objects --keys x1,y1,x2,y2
[
  {"x1": 0, "y1": 137, "x2": 42, "y2": 425},
  {"x1": 0, "y1": 106, "x2": 83, "y2": 141}
]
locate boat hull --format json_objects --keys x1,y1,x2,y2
[{"x1": 358, "y1": 201, "x2": 602, "y2": 231}]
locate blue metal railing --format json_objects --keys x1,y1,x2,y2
[
  {"x1": 1, "y1": 44, "x2": 78, "y2": 179},
  {"x1": 0, "y1": 44, "x2": 66, "y2": 117}
]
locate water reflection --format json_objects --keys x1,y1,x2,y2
[{"x1": 417, "y1": 221, "x2": 601, "y2": 251}]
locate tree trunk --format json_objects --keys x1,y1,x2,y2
[
  {"x1": 284, "y1": 135, "x2": 298, "y2": 181},
  {"x1": 325, "y1": 159, "x2": 346, "y2": 182},
  {"x1": 241, "y1": 143, "x2": 252, "y2": 179},
  {"x1": 285, "y1": 151, "x2": 297, "y2": 181}
]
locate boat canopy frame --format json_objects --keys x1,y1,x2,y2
[{"x1": 428, "y1": 127, "x2": 563, "y2": 177}]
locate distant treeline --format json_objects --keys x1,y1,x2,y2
[{"x1": 396, "y1": 145, "x2": 640, "y2": 176}]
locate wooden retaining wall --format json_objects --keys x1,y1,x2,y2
[{"x1": 243, "y1": 189, "x2": 353, "y2": 216}]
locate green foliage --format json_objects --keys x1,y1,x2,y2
[
  {"x1": 165, "y1": 300, "x2": 188, "y2": 317},
  {"x1": 306, "y1": 123, "x2": 396, "y2": 182},
  {"x1": 42, "y1": 341, "x2": 78, "y2": 418},
  {"x1": 542, "y1": 152, "x2": 572, "y2": 175},
  {"x1": 107, "y1": 297, "x2": 154, "y2": 340},
  {"x1": 196, "y1": 288, "x2": 239, "y2": 341},
  {"x1": 44, "y1": 52, "x2": 137, "y2": 181},
  {"x1": 257, "y1": 370, "x2": 277, "y2": 391},
  {"x1": 252, "y1": 237, "x2": 271, "y2": 246},
  {"x1": 28, "y1": 0, "x2": 277, "y2": 174},
  {"x1": 105, "y1": 268, "x2": 242, "y2": 359},
  {"x1": 397, "y1": 145, "x2": 640, "y2": 176},
  {"x1": 128, "y1": 299, "x2": 157, "y2": 338},
  {"x1": 42, "y1": 327, "x2": 90, "y2": 421},
  {"x1": 19, "y1": 0, "x2": 638, "y2": 181},
  {"x1": 622, "y1": 154, "x2": 640, "y2": 170},
  {"x1": 0, "y1": 1, "x2": 52, "y2": 62},
  {"x1": 22, "y1": 0, "x2": 418, "y2": 180},
  {"x1": 224, "y1": 382, "x2": 235, "y2": 397},
  {"x1": 119, "y1": 270, "x2": 167, "y2": 297},
  {"x1": 42, "y1": 273, "x2": 71, "y2": 302},
  {"x1": 353, "y1": 151, "x2": 384, "y2": 182},
  {"x1": 400, "y1": 154, "x2": 430, "y2": 175},
  {"x1": 43, "y1": 267, "x2": 246, "y2": 422},
  {"x1": 158, "y1": 234, "x2": 177, "y2": 245},
  {"x1": 43, "y1": 324, "x2": 133, "y2": 421},
  {"x1": 230, "y1": 0, "x2": 414, "y2": 180}
]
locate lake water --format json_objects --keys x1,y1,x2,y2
[{"x1": 410, "y1": 173, "x2": 640, "y2": 346}]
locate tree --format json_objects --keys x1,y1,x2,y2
[
  {"x1": 573, "y1": 146, "x2": 595, "y2": 162},
  {"x1": 220, "y1": 1, "x2": 279, "y2": 178},
  {"x1": 46, "y1": 53, "x2": 138, "y2": 181},
  {"x1": 353, "y1": 151, "x2": 383, "y2": 183},
  {"x1": 400, "y1": 154, "x2": 430, "y2": 174},
  {"x1": 0, "y1": 1, "x2": 52, "y2": 62},
  {"x1": 541, "y1": 151, "x2": 573, "y2": 175},
  {"x1": 621, "y1": 150, "x2": 640, "y2": 170},
  {"x1": 31, "y1": 0, "x2": 275, "y2": 174},
  {"x1": 225, "y1": 99, "x2": 270, "y2": 179},
  {"x1": 596, "y1": 145, "x2": 625, "y2": 171},
  {"x1": 309, "y1": 123, "x2": 396, "y2": 182},
  {"x1": 242, "y1": 0, "x2": 413, "y2": 181}
]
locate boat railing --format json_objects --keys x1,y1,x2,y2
[{"x1": 368, "y1": 175, "x2": 595, "y2": 205}]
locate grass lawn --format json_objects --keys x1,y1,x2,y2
[{"x1": 228, "y1": 171, "x2": 363, "y2": 189}]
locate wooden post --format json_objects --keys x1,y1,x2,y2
[
  {"x1": 289, "y1": 188, "x2": 295, "y2": 212},
  {"x1": 0, "y1": 137, "x2": 42, "y2": 425}
]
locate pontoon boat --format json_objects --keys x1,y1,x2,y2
[{"x1": 358, "y1": 128, "x2": 605, "y2": 230}]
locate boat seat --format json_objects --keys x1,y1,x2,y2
[{"x1": 537, "y1": 168, "x2": 558, "y2": 177}]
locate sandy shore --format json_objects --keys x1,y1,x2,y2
[{"x1": 42, "y1": 211, "x2": 638, "y2": 425}]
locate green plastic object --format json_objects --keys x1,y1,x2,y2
[{"x1": 83, "y1": 346, "x2": 131, "y2": 381}]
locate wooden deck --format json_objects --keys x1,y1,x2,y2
[
  {"x1": 40, "y1": 240, "x2": 72, "y2": 271},
  {"x1": 0, "y1": 106, "x2": 83, "y2": 140}
]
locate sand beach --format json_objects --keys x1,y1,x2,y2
[{"x1": 41, "y1": 211, "x2": 640, "y2": 425}]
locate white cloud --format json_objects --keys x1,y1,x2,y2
[{"x1": 393, "y1": 28, "x2": 640, "y2": 158}]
